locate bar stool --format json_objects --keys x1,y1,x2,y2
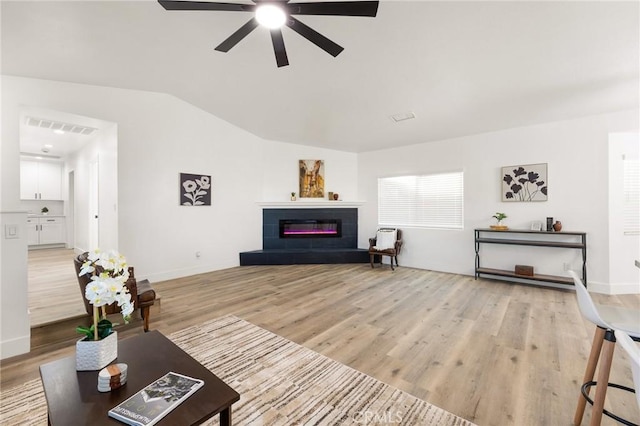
[
  {"x1": 614, "y1": 330, "x2": 640, "y2": 412},
  {"x1": 569, "y1": 270, "x2": 640, "y2": 426}
]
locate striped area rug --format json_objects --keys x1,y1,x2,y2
[{"x1": 1, "y1": 315, "x2": 475, "y2": 425}]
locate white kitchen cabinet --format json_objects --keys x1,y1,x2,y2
[
  {"x1": 28, "y1": 216, "x2": 66, "y2": 246},
  {"x1": 26, "y1": 217, "x2": 40, "y2": 246},
  {"x1": 20, "y1": 159, "x2": 63, "y2": 200}
]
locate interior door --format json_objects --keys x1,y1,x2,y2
[{"x1": 89, "y1": 158, "x2": 100, "y2": 249}]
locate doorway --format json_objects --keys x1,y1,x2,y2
[{"x1": 21, "y1": 107, "x2": 119, "y2": 326}]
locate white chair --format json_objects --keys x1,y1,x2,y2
[
  {"x1": 569, "y1": 270, "x2": 640, "y2": 426},
  {"x1": 614, "y1": 329, "x2": 640, "y2": 412}
]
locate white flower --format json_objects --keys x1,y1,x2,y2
[
  {"x1": 183, "y1": 180, "x2": 197, "y2": 193},
  {"x1": 79, "y1": 248, "x2": 134, "y2": 324}
]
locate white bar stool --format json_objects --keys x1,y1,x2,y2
[{"x1": 569, "y1": 270, "x2": 640, "y2": 426}]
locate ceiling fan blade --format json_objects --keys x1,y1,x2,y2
[
  {"x1": 287, "y1": 1, "x2": 378, "y2": 17},
  {"x1": 287, "y1": 16, "x2": 343, "y2": 57},
  {"x1": 158, "y1": 1, "x2": 255, "y2": 12},
  {"x1": 270, "y1": 28, "x2": 290, "y2": 68},
  {"x1": 215, "y1": 18, "x2": 259, "y2": 52}
]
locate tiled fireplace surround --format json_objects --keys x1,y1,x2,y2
[{"x1": 239, "y1": 208, "x2": 369, "y2": 265}]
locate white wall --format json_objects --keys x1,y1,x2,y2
[
  {"x1": 358, "y1": 110, "x2": 639, "y2": 293},
  {"x1": 0, "y1": 212, "x2": 29, "y2": 358},
  {"x1": 0, "y1": 75, "x2": 358, "y2": 357},
  {"x1": 260, "y1": 143, "x2": 358, "y2": 203},
  {"x1": 113, "y1": 92, "x2": 358, "y2": 282},
  {"x1": 1, "y1": 75, "x2": 31, "y2": 358}
]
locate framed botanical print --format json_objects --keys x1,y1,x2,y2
[
  {"x1": 502, "y1": 163, "x2": 548, "y2": 202},
  {"x1": 180, "y1": 173, "x2": 211, "y2": 206}
]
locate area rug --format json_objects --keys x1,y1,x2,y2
[{"x1": 1, "y1": 315, "x2": 475, "y2": 425}]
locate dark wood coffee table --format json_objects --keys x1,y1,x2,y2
[{"x1": 39, "y1": 330, "x2": 240, "y2": 425}]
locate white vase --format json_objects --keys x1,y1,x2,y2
[{"x1": 76, "y1": 330, "x2": 118, "y2": 371}]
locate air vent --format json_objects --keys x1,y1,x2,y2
[
  {"x1": 25, "y1": 116, "x2": 98, "y2": 136},
  {"x1": 20, "y1": 152, "x2": 62, "y2": 160},
  {"x1": 390, "y1": 112, "x2": 416, "y2": 123}
]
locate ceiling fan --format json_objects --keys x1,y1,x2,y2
[{"x1": 158, "y1": 0, "x2": 379, "y2": 67}]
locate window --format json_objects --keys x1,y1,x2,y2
[
  {"x1": 378, "y1": 171, "x2": 464, "y2": 229},
  {"x1": 624, "y1": 158, "x2": 639, "y2": 235}
]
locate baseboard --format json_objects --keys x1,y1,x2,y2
[
  {"x1": 589, "y1": 281, "x2": 640, "y2": 295},
  {"x1": 142, "y1": 262, "x2": 238, "y2": 283},
  {"x1": 0, "y1": 333, "x2": 30, "y2": 360}
]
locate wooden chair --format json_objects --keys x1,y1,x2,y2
[
  {"x1": 368, "y1": 228, "x2": 403, "y2": 270},
  {"x1": 74, "y1": 252, "x2": 156, "y2": 332}
]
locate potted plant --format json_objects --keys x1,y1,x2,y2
[
  {"x1": 75, "y1": 249, "x2": 134, "y2": 370},
  {"x1": 41, "y1": 206, "x2": 49, "y2": 215},
  {"x1": 291, "y1": 192, "x2": 297, "y2": 201},
  {"x1": 491, "y1": 212, "x2": 508, "y2": 230}
]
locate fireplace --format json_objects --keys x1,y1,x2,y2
[
  {"x1": 239, "y1": 207, "x2": 369, "y2": 265},
  {"x1": 279, "y1": 219, "x2": 342, "y2": 238},
  {"x1": 262, "y1": 208, "x2": 356, "y2": 250}
]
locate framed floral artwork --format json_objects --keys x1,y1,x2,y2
[
  {"x1": 501, "y1": 163, "x2": 548, "y2": 202},
  {"x1": 180, "y1": 173, "x2": 211, "y2": 206}
]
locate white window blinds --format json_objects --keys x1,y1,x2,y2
[
  {"x1": 624, "y1": 158, "x2": 639, "y2": 235},
  {"x1": 378, "y1": 172, "x2": 464, "y2": 229}
]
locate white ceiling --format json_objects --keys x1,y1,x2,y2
[{"x1": 3, "y1": 0, "x2": 639, "y2": 153}]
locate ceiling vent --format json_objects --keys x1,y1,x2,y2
[
  {"x1": 20, "y1": 152, "x2": 62, "y2": 160},
  {"x1": 25, "y1": 116, "x2": 98, "y2": 136},
  {"x1": 390, "y1": 112, "x2": 416, "y2": 123}
]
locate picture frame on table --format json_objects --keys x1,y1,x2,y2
[{"x1": 531, "y1": 221, "x2": 543, "y2": 231}]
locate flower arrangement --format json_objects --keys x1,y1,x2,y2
[{"x1": 76, "y1": 249, "x2": 134, "y2": 341}]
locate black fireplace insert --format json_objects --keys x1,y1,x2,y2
[{"x1": 279, "y1": 219, "x2": 342, "y2": 238}]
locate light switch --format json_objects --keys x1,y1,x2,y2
[{"x1": 4, "y1": 224, "x2": 19, "y2": 239}]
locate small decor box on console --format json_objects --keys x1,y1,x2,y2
[{"x1": 515, "y1": 265, "x2": 534, "y2": 276}]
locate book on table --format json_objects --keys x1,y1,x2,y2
[{"x1": 108, "y1": 371, "x2": 204, "y2": 426}]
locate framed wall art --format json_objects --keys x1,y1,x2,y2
[
  {"x1": 501, "y1": 163, "x2": 548, "y2": 202},
  {"x1": 299, "y1": 160, "x2": 325, "y2": 198},
  {"x1": 180, "y1": 173, "x2": 211, "y2": 206}
]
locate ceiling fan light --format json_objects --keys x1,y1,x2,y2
[{"x1": 255, "y1": 4, "x2": 286, "y2": 29}]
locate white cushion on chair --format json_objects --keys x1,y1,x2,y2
[{"x1": 374, "y1": 229, "x2": 397, "y2": 250}]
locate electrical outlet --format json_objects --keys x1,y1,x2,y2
[
  {"x1": 195, "y1": 251, "x2": 201, "y2": 258},
  {"x1": 563, "y1": 262, "x2": 569, "y2": 271}
]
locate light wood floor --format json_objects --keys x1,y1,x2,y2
[
  {"x1": 27, "y1": 248, "x2": 86, "y2": 326},
  {"x1": 3, "y1": 256, "x2": 640, "y2": 426}
]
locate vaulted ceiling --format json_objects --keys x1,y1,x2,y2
[{"x1": 2, "y1": 0, "x2": 638, "y2": 153}]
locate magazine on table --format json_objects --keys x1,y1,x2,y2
[{"x1": 108, "y1": 371, "x2": 204, "y2": 426}]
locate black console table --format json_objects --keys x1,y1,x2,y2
[{"x1": 474, "y1": 228, "x2": 587, "y2": 287}]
